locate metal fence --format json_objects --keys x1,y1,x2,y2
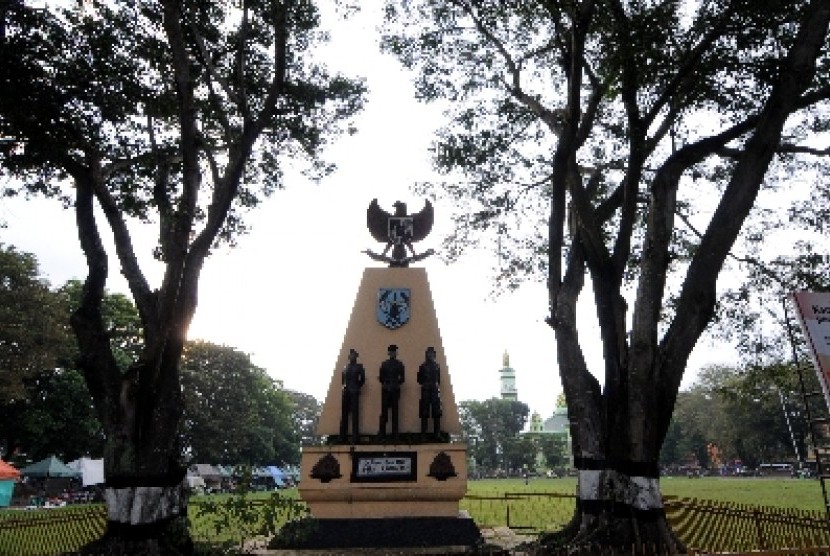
[{"x1": 1, "y1": 493, "x2": 829, "y2": 555}]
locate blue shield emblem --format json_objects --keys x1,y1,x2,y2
[{"x1": 377, "y1": 288, "x2": 410, "y2": 329}]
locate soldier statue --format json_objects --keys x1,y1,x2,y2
[
  {"x1": 378, "y1": 344, "x2": 405, "y2": 437},
  {"x1": 340, "y1": 348, "x2": 365, "y2": 444},
  {"x1": 417, "y1": 346, "x2": 442, "y2": 437}
]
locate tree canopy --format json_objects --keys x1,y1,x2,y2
[
  {"x1": 1, "y1": 1, "x2": 365, "y2": 547},
  {"x1": 459, "y1": 398, "x2": 529, "y2": 472},
  {"x1": 0, "y1": 245, "x2": 315, "y2": 467},
  {"x1": 0, "y1": 244, "x2": 72, "y2": 403},
  {"x1": 382, "y1": 0, "x2": 830, "y2": 548},
  {"x1": 180, "y1": 341, "x2": 299, "y2": 465},
  {"x1": 661, "y1": 363, "x2": 814, "y2": 470}
]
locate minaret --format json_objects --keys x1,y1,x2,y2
[{"x1": 499, "y1": 350, "x2": 517, "y2": 401}]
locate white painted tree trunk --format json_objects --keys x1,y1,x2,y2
[
  {"x1": 104, "y1": 483, "x2": 187, "y2": 526},
  {"x1": 578, "y1": 469, "x2": 662, "y2": 513}
]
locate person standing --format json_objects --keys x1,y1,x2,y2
[
  {"x1": 340, "y1": 348, "x2": 365, "y2": 444},
  {"x1": 378, "y1": 344, "x2": 405, "y2": 437}
]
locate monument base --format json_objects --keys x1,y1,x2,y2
[
  {"x1": 270, "y1": 515, "x2": 482, "y2": 550},
  {"x1": 298, "y1": 442, "x2": 468, "y2": 519}
]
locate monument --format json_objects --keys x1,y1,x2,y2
[{"x1": 293, "y1": 199, "x2": 479, "y2": 550}]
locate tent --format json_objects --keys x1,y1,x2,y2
[
  {"x1": 0, "y1": 459, "x2": 20, "y2": 507},
  {"x1": 185, "y1": 474, "x2": 205, "y2": 491},
  {"x1": 67, "y1": 458, "x2": 104, "y2": 487},
  {"x1": 188, "y1": 464, "x2": 222, "y2": 491},
  {"x1": 0, "y1": 459, "x2": 20, "y2": 480},
  {"x1": 265, "y1": 466, "x2": 286, "y2": 488},
  {"x1": 283, "y1": 465, "x2": 300, "y2": 484},
  {"x1": 20, "y1": 456, "x2": 81, "y2": 479}
]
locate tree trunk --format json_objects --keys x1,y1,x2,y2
[
  {"x1": 540, "y1": 468, "x2": 684, "y2": 554},
  {"x1": 74, "y1": 476, "x2": 192, "y2": 556},
  {"x1": 71, "y1": 361, "x2": 193, "y2": 555}
]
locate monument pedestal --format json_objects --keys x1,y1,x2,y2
[
  {"x1": 291, "y1": 266, "x2": 478, "y2": 549},
  {"x1": 299, "y1": 443, "x2": 467, "y2": 518}
]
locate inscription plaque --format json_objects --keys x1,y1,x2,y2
[{"x1": 351, "y1": 451, "x2": 417, "y2": 482}]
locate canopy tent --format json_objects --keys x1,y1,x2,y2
[
  {"x1": 189, "y1": 464, "x2": 222, "y2": 481},
  {"x1": 185, "y1": 474, "x2": 205, "y2": 491},
  {"x1": 251, "y1": 466, "x2": 271, "y2": 479},
  {"x1": 214, "y1": 464, "x2": 235, "y2": 478},
  {"x1": 0, "y1": 459, "x2": 20, "y2": 480},
  {"x1": 67, "y1": 458, "x2": 104, "y2": 487},
  {"x1": 265, "y1": 466, "x2": 285, "y2": 488},
  {"x1": 188, "y1": 464, "x2": 223, "y2": 490},
  {"x1": 0, "y1": 459, "x2": 20, "y2": 507},
  {"x1": 283, "y1": 465, "x2": 300, "y2": 483},
  {"x1": 20, "y1": 456, "x2": 81, "y2": 479}
]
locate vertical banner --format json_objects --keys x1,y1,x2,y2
[{"x1": 791, "y1": 291, "x2": 830, "y2": 412}]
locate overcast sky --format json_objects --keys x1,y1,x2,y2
[{"x1": 0, "y1": 3, "x2": 734, "y2": 422}]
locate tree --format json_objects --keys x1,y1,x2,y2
[
  {"x1": 528, "y1": 432, "x2": 570, "y2": 470},
  {"x1": 382, "y1": 0, "x2": 830, "y2": 549},
  {"x1": 502, "y1": 434, "x2": 537, "y2": 472},
  {"x1": 0, "y1": 251, "x2": 143, "y2": 460},
  {"x1": 659, "y1": 389, "x2": 712, "y2": 470},
  {"x1": 662, "y1": 363, "x2": 812, "y2": 470},
  {"x1": 459, "y1": 398, "x2": 529, "y2": 473},
  {"x1": 0, "y1": 244, "x2": 72, "y2": 404},
  {"x1": 0, "y1": 245, "x2": 77, "y2": 458},
  {"x1": 17, "y1": 367, "x2": 105, "y2": 462},
  {"x1": 1, "y1": 2, "x2": 364, "y2": 551},
  {"x1": 179, "y1": 341, "x2": 297, "y2": 465},
  {"x1": 286, "y1": 390, "x2": 322, "y2": 447}
]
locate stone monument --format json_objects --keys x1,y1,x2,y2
[{"x1": 293, "y1": 199, "x2": 479, "y2": 550}]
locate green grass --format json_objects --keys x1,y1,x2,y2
[
  {"x1": 660, "y1": 476, "x2": 826, "y2": 512},
  {"x1": 1, "y1": 478, "x2": 826, "y2": 555},
  {"x1": 0, "y1": 504, "x2": 107, "y2": 556},
  {"x1": 467, "y1": 476, "x2": 828, "y2": 513},
  {"x1": 464, "y1": 477, "x2": 830, "y2": 550}
]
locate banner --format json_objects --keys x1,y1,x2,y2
[{"x1": 791, "y1": 291, "x2": 830, "y2": 412}]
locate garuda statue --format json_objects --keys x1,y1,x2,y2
[{"x1": 364, "y1": 198, "x2": 435, "y2": 267}]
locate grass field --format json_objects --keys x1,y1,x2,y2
[
  {"x1": 1, "y1": 477, "x2": 826, "y2": 555},
  {"x1": 467, "y1": 476, "x2": 828, "y2": 512}
]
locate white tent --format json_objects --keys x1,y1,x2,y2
[
  {"x1": 185, "y1": 474, "x2": 205, "y2": 490},
  {"x1": 67, "y1": 457, "x2": 104, "y2": 487}
]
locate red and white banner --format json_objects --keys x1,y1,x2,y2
[{"x1": 791, "y1": 291, "x2": 830, "y2": 411}]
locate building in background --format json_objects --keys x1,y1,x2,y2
[
  {"x1": 498, "y1": 351, "x2": 572, "y2": 472},
  {"x1": 499, "y1": 350, "x2": 518, "y2": 401}
]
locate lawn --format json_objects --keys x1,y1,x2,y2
[
  {"x1": 1, "y1": 477, "x2": 826, "y2": 555},
  {"x1": 466, "y1": 476, "x2": 827, "y2": 513}
]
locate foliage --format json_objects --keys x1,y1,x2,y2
[
  {"x1": 501, "y1": 434, "x2": 538, "y2": 472},
  {"x1": 460, "y1": 398, "x2": 529, "y2": 471},
  {"x1": 526, "y1": 432, "x2": 570, "y2": 469},
  {"x1": 662, "y1": 362, "x2": 817, "y2": 469},
  {"x1": 0, "y1": 244, "x2": 72, "y2": 404},
  {"x1": 0, "y1": 246, "x2": 313, "y2": 465},
  {"x1": 193, "y1": 469, "x2": 309, "y2": 553},
  {"x1": 57, "y1": 280, "x2": 144, "y2": 373},
  {"x1": 285, "y1": 390, "x2": 321, "y2": 447},
  {"x1": 382, "y1": 0, "x2": 830, "y2": 545},
  {"x1": 180, "y1": 341, "x2": 298, "y2": 465},
  {"x1": 0, "y1": 2, "x2": 365, "y2": 544},
  {"x1": 16, "y1": 367, "x2": 104, "y2": 462}
]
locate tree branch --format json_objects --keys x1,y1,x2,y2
[{"x1": 660, "y1": 0, "x2": 830, "y2": 408}]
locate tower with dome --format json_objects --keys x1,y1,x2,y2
[
  {"x1": 498, "y1": 350, "x2": 518, "y2": 401},
  {"x1": 499, "y1": 351, "x2": 573, "y2": 471}
]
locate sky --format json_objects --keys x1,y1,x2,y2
[{"x1": 0, "y1": 3, "x2": 735, "y2": 422}]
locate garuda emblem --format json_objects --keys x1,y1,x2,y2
[
  {"x1": 364, "y1": 199, "x2": 435, "y2": 267},
  {"x1": 377, "y1": 288, "x2": 410, "y2": 330}
]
